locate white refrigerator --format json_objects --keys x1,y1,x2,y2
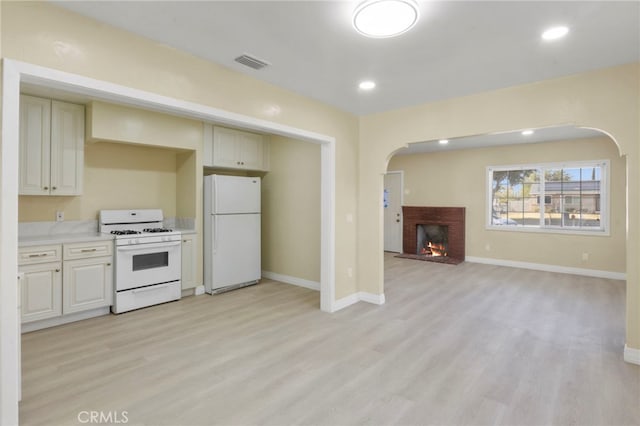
[{"x1": 204, "y1": 175, "x2": 261, "y2": 294}]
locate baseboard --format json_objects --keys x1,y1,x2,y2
[
  {"x1": 332, "y1": 291, "x2": 386, "y2": 312},
  {"x1": 261, "y1": 270, "x2": 320, "y2": 291},
  {"x1": 22, "y1": 307, "x2": 110, "y2": 333},
  {"x1": 465, "y1": 256, "x2": 626, "y2": 280},
  {"x1": 194, "y1": 285, "x2": 205, "y2": 296},
  {"x1": 332, "y1": 293, "x2": 360, "y2": 312},
  {"x1": 358, "y1": 291, "x2": 386, "y2": 305},
  {"x1": 624, "y1": 344, "x2": 640, "y2": 365}
]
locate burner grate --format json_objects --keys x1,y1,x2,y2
[
  {"x1": 111, "y1": 230, "x2": 141, "y2": 235},
  {"x1": 143, "y1": 228, "x2": 173, "y2": 233}
]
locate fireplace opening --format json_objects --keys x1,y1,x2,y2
[{"x1": 416, "y1": 224, "x2": 448, "y2": 257}]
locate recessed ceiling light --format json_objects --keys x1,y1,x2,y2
[
  {"x1": 542, "y1": 26, "x2": 569, "y2": 41},
  {"x1": 353, "y1": 0, "x2": 420, "y2": 38},
  {"x1": 522, "y1": 129, "x2": 534, "y2": 136},
  {"x1": 359, "y1": 81, "x2": 376, "y2": 90},
  {"x1": 438, "y1": 139, "x2": 449, "y2": 145}
]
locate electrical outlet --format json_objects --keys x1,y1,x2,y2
[
  {"x1": 582, "y1": 252, "x2": 589, "y2": 261},
  {"x1": 347, "y1": 267, "x2": 353, "y2": 278},
  {"x1": 55, "y1": 211, "x2": 64, "y2": 222},
  {"x1": 485, "y1": 243, "x2": 491, "y2": 251}
]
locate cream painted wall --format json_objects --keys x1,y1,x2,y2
[
  {"x1": 19, "y1": 141, "x2": 178, "y2": 222},
  {"x1": 360, "y1": 64, "x2": 639, "y2": 350},
  {"x1": 2, "y1": 1, "x2": 359, "y2": 298},
  {"x1": 262, "y1": 136, "x2": 321, "y2": 282},
  {"x1": 388, "y1": 137, "x2": 626, "y2": 273}
]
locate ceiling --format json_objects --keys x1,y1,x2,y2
[
  {"x1": 52, "y1": 1, "x2": 640, "y2": 116},
  {"x1": 396, "y1": 125, "x2": 605, "y2": 155}
]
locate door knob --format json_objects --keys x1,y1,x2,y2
[{"x1": 396, "y1": 219, "x2": 400, "y2": 223}]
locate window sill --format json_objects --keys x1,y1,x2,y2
[{"x1": 485, "y1": 225, "x2": 610, "y2": 237}]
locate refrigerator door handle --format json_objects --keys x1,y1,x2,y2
[{"x1": 213, "y1": 215, "x2": 218, "y2": 253}]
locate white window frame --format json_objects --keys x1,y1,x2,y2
[{"x1": 486, "y1": 160, "x2": 610, "y2": 236}]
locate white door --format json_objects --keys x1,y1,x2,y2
[
  {"x1": 212, "y1": 127, "x2": 239, "y2": 168},
  {"x1": 211, "y1": 213, "x2": 261, "y2": 290},
  {"x1": 384, "y1": 171, "x2": 403, "y2": 252},
  {"x1": 116, "y1": 241, "x2": 182, "y2": 291},
  {"x1": 238, "y1": 132, "x2": 265, "y2": 170},
  {"x1": 63, "y1": 256, "x2": 113, "y2": 314},
  {"x1": 19, "y1": 95, "x2": 51, "y2": 195},
  {"x1": 20, "y1": 262, "x2": 62, "y2": 323},
  {"x1": 50, "y1": 101, "x2": 84, "y2": 195},
  {"x1": 214, "y1": 175, "x2": 261, "y2": 214},
  {"x1": 181, "y1": 234, "x2": 197, "y2": 290}
]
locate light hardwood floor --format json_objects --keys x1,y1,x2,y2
[{"x1": 20, "y1": 254, "x2": 640, "y2": 425}]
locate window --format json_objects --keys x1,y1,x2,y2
[{"x1": 487, "y1": 160, "x2": 608, "y2": 233}]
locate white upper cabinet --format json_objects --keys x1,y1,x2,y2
[
  {"x1": 50, "y1": 101, "x2": 85, "y2": 195},
  {"x1": 204, "y1": 124, "x2": 269, "y2": 171},
  {"x1": 19, "y1": 95, "x2": 51, "y2": 195},
  {"x1": 19, "y1": 95, "x2": 84, "y2": 196}
]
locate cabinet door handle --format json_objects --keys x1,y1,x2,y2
[
  {"x1": 52, "y1": 186, "x2": 57, "y2": 190},
  {"x1": 81, "y1": 248, "x2": 98, "y2": 253},
  {"x1": 106, "y1": 263, "x2": 112, "y2": 266},
  {"x1": 55, "y1": 269, "x2": 60, "y2": 272},
  {"x1": 28, "y1": 253, "x2": 48, "y2": 258},
  {"x1": 43, "y1": 186, "x2": 49, "y2": 190}
]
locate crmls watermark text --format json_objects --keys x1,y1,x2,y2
[{"x1": 77, "y1": 411, "x2": 129, "y2": 424}]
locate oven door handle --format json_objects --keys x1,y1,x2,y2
[{"x1": 117, "y1": 241, "x2": 181, "y2": 251}]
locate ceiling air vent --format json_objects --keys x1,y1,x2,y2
[{"x1": 234, "y1": 54, "x2": 270, "y2": 70}]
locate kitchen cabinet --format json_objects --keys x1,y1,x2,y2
[
  {"x1": 204, "y1": 124, "x2": 269, "y2": 171},
  {"x1": 63, "y1": 241, "x2": 113, "y2": 314},
  {"x1": 19, "y1": 95, "x2": 84, "y2": 196},
  {"x1": 181, "y1": 234, "x2": 197, "y2": 289},
  {"x1": 18, "y1": 244, "x2": 63, "y2": 323},
  {"x1": 19, "y1": 240, "x2": 113, "y2": 326}
]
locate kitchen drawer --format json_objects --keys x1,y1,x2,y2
[
  {"x1": 18, "y1": 244, "x2": 62, "y2": 265},
  {"x1": 64, "y1": 240, "x2": 113, "y2": 260}
]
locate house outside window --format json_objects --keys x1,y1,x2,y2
[{"x1": 487, "y1": 160, "x2": 609, "y2": 234}]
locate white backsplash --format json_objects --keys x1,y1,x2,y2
[
  {"x1": 20, "y1": 217, "x2": 195, "y2": 237},
  {"x1": 169, "y1": 217, "x2": 195, "y2": 231},
  {"x1": 19, "y1": 220, "x2": 98, "y2": 237}
]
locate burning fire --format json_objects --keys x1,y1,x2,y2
[{"x1": 420, "y1": 242, "x2": 448, "y2": 257}]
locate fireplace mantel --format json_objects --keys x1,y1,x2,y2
[{"x1": 402, "y1": 206, "x2": 466, "y2": 262}]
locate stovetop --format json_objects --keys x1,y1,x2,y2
[
  {"x1": 99, "y1": 209, "x2": 181, "y2": 244},
  {"x1": 110, "y1": 228, "x2": 175, "y2": 236}
]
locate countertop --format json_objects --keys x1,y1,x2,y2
[
  {"x1": 18, "y1": 229, "x2": 197, "y2": 247},
  {"x1": 18, "y1": 232, "x2": 115, "y2": 247}
]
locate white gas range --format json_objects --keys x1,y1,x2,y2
[{"x1": 99, "y1": 209, "x2": 181, "y2": 314}]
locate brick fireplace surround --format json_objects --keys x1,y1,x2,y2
[{"x1": 402, "y1": 206, "x2": 466, "y2": 262}]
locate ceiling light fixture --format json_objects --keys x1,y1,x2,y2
[
  {"x1": 541, "y1": 26, "x2": 569, "y2": 41},
  {"x1": 521, "y1": 129, "x2": 534, "y2": 136},
  {"x1": 438, "y1": 139, "x2": 449, "y2": 145},
  {"x1": 359, "y1": 80, "x2": 376, "y2": 90},
  {"x1": 353, "y1": 0, "x2": 420, "y2": 38}
]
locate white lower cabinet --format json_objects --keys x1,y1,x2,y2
[
  {"x1": 20, "y1": 261, "x2": 62, "y2": 323},
  {"x1": 63, "y1": 256, "x2": 113, "y2": 314},
  {"x1": 181, "y1": 234, "x2": 197, "y2": 290},
  {"x1": 19, "y1": 240, "x2": 114, "y2": 328}
]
